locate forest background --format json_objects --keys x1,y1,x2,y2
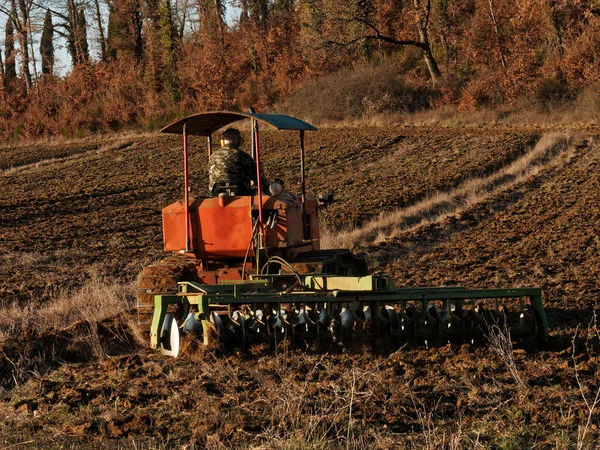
[{"x1": 1, "y1": 0, "x2": 599, "y2": 141}]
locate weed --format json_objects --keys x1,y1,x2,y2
[{"x1": 486, "y1": 321, "x2": 528, "y2": 390}]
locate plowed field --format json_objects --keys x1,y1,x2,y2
[{"x1": 1, "y1": 124, "x2": 599, "y2": 448}]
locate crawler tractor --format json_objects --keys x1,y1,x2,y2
[{"x1": 137, "y1": 111, "x2": 548, "y2": 357}]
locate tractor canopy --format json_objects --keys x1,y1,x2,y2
[{"x1": 160, "y1": 111, "x2": 317, "y2": 135}]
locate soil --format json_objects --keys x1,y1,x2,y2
[{"x1": 1, "y1": 124, "x2": 599, "y2": 448}]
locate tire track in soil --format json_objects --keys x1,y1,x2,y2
[{"x1": 326, "y1": 133, "x2": 577, "y2": 249}]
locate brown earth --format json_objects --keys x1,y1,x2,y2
[{"x1": 1, "y1": 124, "x2": 599, "y2": 448}]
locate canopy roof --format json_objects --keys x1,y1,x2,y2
[{"x1": 161, "y1": 111, "x2": 317, "y2": 136}]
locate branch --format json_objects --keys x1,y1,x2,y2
[
  {"x1": 327, "y1": 15, "x2": 428, "y2": 50},
  {"x1": 29, "y1": 0, "x2": 70, "y2": 22}
]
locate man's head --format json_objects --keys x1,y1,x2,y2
[{"x1": 221, "y1": 128, "x2": 241, "y2": 148}]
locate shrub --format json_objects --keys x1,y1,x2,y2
[
  {"x1": 281, "y1": 61, "x2": 435, "y2": 124},
  {"x1": 536, "y1": 76, "x2": 576, "y2": 109}
]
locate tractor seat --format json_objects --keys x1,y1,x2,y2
[{"x1": 210, "y1": 182, "x2": 255, "y2": 197}]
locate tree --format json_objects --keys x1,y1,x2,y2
[
  {"x1": 38, "y1": 1, "x2": 90, "y2": 67},
  {"x1": 314, "y1": 0, "x2": 442, "y2": 85},
  {"x1": 198, "y1": 0, "x2": 226, "y2": 42},
  {"x1": 77, "y1": 7, "x2": 90, "y2": 61},
  {"x1": 107, "y1": 0, "x2": 143, "y2": 61},
  {"x1": 144, "y1": 0, "x2": 180, "y2": 100},
  {"x1": 40, "y1": 9, "x2": 54, "y2": 74},
  {"x1": 9, "y1": 0, "x2": 33, "y2": 90},
  {"x1": 63, "y1": 0, "x2": 89, "y2": 65},
  {"x1": 248, "y1": 0, "x2": 268, "y2": 26},
  {"x1": 0, "y1": 48, "x2": 4, "y2": 86},
  {"x1": 3, "y1": 10, "x2": 17, "y2": 83},
  {"x1": 92, "y1": 0, "x2": 107, "y2": 61}
]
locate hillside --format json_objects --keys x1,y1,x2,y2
[{"x1": 1, "y1": 124, "x2": 599, "y2": 448}]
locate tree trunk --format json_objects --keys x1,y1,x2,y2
[
  {"x1": 27, "y1": 10, "x2": 39, "y2": 91},
  {"x1": 67, "y1": 0, "x2": 83, "y2": 64},
  {"x1": 417, "y1": 27, "x2": 441, "y2": 85},
  {"x1": 414, "y1": 0, "x2": 441, "y2": 86},
  {"x1": 93, "y1": 0, "x2": 107, "y2": 61},
  {"x1": 4, "y1": 12, "x2": 17, "y2": 83},
  {"x1": 77, "y1": 8, "x2": 90, "y2": 62},
  {"x1": 487, "y1": 0, "x2": 507, "y2": 72},
  {"x1": 0, "y1": 49, "x2": 5, "y2": 87},
  {"x1": 14, "y1": 0, "x2": 32, "y2": 91}
]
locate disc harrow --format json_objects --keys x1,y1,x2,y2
[{"x1": 149, "y1": 275, "x2": 548, "y2": 357}]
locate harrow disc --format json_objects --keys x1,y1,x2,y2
[{"x1": 159, "y1": 313, "x2": 180, "y2": 358}]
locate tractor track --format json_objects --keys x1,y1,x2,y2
[{"x1": 326, "y1": 133, "x2": 581, "y2": 248}]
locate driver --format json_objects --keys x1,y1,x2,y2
[{"x1": 208, "y1": 128, "x2": 269, "y2": 196}]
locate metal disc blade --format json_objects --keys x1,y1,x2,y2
[
  {"x1": 211, "y1": 312, "x2": 225, "y2": 334},
  {"x1": 160, "y1": 313, "x2": 180, "y2": 358},
  {"x1": 232, "y1": 310, "x2": 247, "y2": 332},
  {"x1": 385, "y1": 305, "x2": 400, "y2": 331},
  {"x1": 182, "y1": 312, "x2": 203, "y2": 336},
  {"x1": 318, "y1": 307, "x2": 331, "y2": 330},
  {"x1": 340, "y1": 307, "x2": 355, "y2": 331}
]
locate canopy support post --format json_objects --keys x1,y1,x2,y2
[
  {"x1": 300, "y1": 130, "x2": 307, "y2": 239},
  {"x1": 253, "y1": 119, "x2": 265, "y2": 271},
  {"x1": 183, "y1": 123, "x2": 191, "y2": 252}
]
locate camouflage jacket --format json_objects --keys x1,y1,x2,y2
[{"x1": 208, "y1": 145, "x2": 269, "y2": 196}]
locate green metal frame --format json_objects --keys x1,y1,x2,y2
[{"x1": 149, "y1": 275, "x2": 547, "y2": 349}]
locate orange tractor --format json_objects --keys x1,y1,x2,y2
[{"x1": 137, "y1": 111, "x2": 547, "y2": 357}]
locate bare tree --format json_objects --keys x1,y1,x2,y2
[
  {"x1": 320, "y1": 0, "x2": 442, "y2": 85},
  {"x1": 16, "y1": 0, "x2": 33, "y2": 89},
  {"x1": 92, "y1": 0, "x2": 106, "y2": 61},
  {"x1": 3, "y1": 9, "x2": 17, "y2": 84},
  {"x1": 0, "y1": 0, "x2": 34, "y2": 90},
  {"x1": 486, "y1": 0, "x2": 507, "y2": 72},
  {"x1": 66, "y1": 0, "x2": 89, "y2": 64},
  {"x1": 35, "y1": 0, "x2": 90, "y2": 67},
  {"x1": 171, "y1": 0, "x2": 194, "y2": 38}
]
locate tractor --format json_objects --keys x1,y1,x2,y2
[{"x1": 137, "y1": 111, "x2": 547, "y2": 357}]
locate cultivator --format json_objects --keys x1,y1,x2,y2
[
  {"x1": 151, "y1": 274, "x2": 547, "y2": 357},
  {"x1": 137, "y1": 110, "x2": 548, "y2": 357}
]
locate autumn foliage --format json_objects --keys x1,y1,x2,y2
[{"x1": 1, "y1": 0, "x2": 600, "y2": 141}]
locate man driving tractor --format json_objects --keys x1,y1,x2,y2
[{"x1": 208, "y1": 128, "x2": 269, "y2": 196}]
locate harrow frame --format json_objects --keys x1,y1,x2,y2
[{"x1": 149, "y1": 275, "x2": 547, "y2": 352}]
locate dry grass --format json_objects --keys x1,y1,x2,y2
[
  {"x1": 486, "y1": 322, "x2": 528, "y2": 390},
  {"x1": 322, "y1": 133, "x2": 575, "y2": 250},
  {"x1": 314, "y1": 85, "x2": 600, "y2": 129},
  {"x1": 0, "y1": 272, "x2": 135, "y2": 342},
  {"x1": 0, "y1": 272, "x2": 137, "y2": 391}
]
